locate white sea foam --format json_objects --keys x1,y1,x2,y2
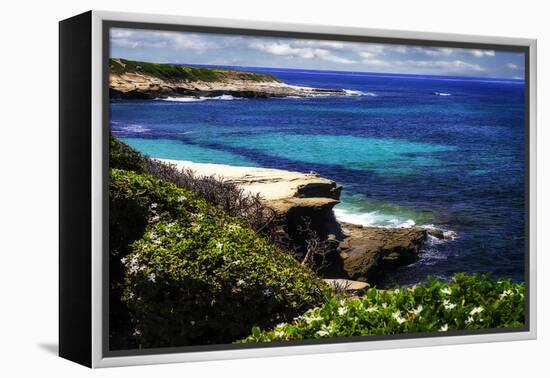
[
  {"x1": 161, "y1": 97, "x2": 206, "y2": 102},
  {"x1": 334, "y1": 208, "x2": 415, "y2": 228},
  {"x1": 343, "y1": 89, "x2": 377, "y2": 96},
  {"x1": 111, "y1": 122, "x2": 151, "y2": 134},
  {"x1": 422, "y1": 224, "x2": 458, "y2": 240},
  {"x1": 160, "y1": 94, "x2": 240, "y2": 102},
  {"x1": 433, "y1": 92, "x2": 452, "y2": 96}
]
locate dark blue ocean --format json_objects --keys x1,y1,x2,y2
[{"x1": 110, "y1": 66, "x2": 526, "y2": 286}]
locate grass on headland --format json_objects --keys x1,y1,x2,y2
[
  {"x1": 110, "y1": 58, "x2": 281, "y2": 83},
  {"x1": 238, "y1": 273, "x2": 525, "y2": 343}
]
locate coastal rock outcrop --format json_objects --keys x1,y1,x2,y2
[
  {"x1": 336, "y1": 223, "x2": 428, "y2": 282},
  {"x1": 110, "y1": 58, "x2": 349, "y2": 99},
  {"x1": 159, "y1": 159, "x2": 434, "y2": 284}
]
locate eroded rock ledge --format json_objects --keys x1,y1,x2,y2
[{"x1": 159, "y1": 159, "x2": 443, "y2": 285}]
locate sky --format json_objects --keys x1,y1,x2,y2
[{"x1": 110, "y1": 28, "x2": 525, "y2": 79}]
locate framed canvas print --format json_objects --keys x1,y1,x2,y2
[{"x1": 59, "y1": 10, "x2": 537, "y2": 368}]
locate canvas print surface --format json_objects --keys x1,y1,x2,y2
[{"x1": 107, "y1": 26, "x2": 527, "y2": 352}]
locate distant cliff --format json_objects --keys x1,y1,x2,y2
[{"x1": 109, "y1": 58, "x2": 347, "y2": 99}]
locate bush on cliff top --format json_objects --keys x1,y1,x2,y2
[
  {"x1": 110, "y1": 169, "x2": 328, "y2": 348},
  {"x1": 239, "y1": 273, "x2": 525, "y2": 343},
  {"x1": 109, "y1": 133, "x2": 146, "y2": 172}
]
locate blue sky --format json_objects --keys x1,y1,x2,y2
[{"x1": 110, "y1": 28, "x2": 525, "y2": 79}]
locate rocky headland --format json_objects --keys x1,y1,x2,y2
[
  {"x1": 109, "y1": 58, "x2": 350, "y2": 99},
  {"x1": 159, "y1": 159, "x2": 450, "y2": 288}
]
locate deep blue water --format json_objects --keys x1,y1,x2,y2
[{"x1": 110, "y1": 67, "x2": 526, "y2": 286}]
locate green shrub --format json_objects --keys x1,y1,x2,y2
[
  {"x1": 239, "y1": 274, "x2": 525, "y2": 343},
  {"x1": 109, "y1": 133, "x2": 146, "y2": 172},
  {"x1": 111, "y1": 169, "x2": 328, "y2": 348},
  {"x1": 109, "y1": 167, "x2": 203, "y2": 348}
]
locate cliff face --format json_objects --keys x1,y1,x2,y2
[
  {"x1": 109, "y1": 58, "x2": 347, "y2": 99},
  {"x1": 157, "y1": 159, "x2": 443, "y2": 285}
]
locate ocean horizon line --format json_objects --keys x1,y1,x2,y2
[{"x1": 167, "y1": 61, "x2": 525, "y2": 84}]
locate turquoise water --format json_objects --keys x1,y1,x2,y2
[{"x1": 121, "y1": 137, "x2": 258, "y2": 166}]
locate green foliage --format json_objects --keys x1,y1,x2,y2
[
  {"x1": 109, "y1": 167, "x2": 203, "y2": 348},
  {"x1": 109, "y1": 133, "x2": 146, "y2": 172},
  {"x1": 111, "y1": 169, "x2": 329, "y2": 348},
  {"x1": 110, "y1": 58, "x2": 281, "y2": 83},
  {"x1": 239, "y1": 274, "x2": 525, "y2": 343}
]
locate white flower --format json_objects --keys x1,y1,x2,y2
[
  {"x1": 236, "y1": 279, "x2": 245, "y2": 286},
  {"x1": 394, "y1": 288, "x2": 400, "y2": 294},
  {"x1": 466, "y1": 316, "x2": 474, "y2": 324},
  {"x1": 440, "y1": 287, "x2": 452, "y2": 295},
  {"x1": 190, "y1": 320, "x2": 195, "y2": 326},
  {"x1": 382, "y1": 303, "x2": 387, "y2": 308},
  {"x1": 443, "y1": 299, "x2": 457, "y2": 310},
  {"x1": 120, "y1": 257, "x2": 127, "y2": 264},
  {"x1": 315, "y1": 324, "x2": 333, "y2": 337},
  {"x1": 165, "y1": 222, "x2": 175, "y2": 231},
  {"x1": 274, "y1": 330, "x2": 285, "y2": 338},
  {"x1": 338, "y1": 307, "x2": 348, "y2": 316},
  {"x1": 470, "y1": 306, "x2": 484, "y2": 316},
  {"x1": 410, "y1": 305, "x2": 423, "y2": 316},
  {"x1": 301, "y1": 313, "x2": 324, "y2": 324},
  {"x1": 177, "y1": 196, "x2": 186, "y2": 203},
  {"x1": 128, "y1": 255, "x2": 140, "y2": 274},
  {"x1": 365, "y1": 306, "x2": 378, "y2": 313},
  {"x1": 150, "y1": 203, "x2": 158, "y2": 209},
  {"x1": 216, "y1": 242, "x2": 223, "y2": 249},
  {"x1": 392, "y1": 311, "x2": 406, "y2": 324},
  {"x1": 439, "y1": 324, "x2": 449, "y2": 332},
  {"x1": 500, "y1": 289, "x2": 513, "y2": 299},
  {"x1": 147, "y1": 273, "x2": 156, "y2": 282},
  {"x1": 263, "y1": 288, "x2": 272, "y2": 297},
  {"x1": 316, "y1": 329, "x2": 330, "y2": 337}
]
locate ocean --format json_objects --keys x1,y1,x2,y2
[{"x1": 110, "y1": 66, "x2": 526, "y2": 287}]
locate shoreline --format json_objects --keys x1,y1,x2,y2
[{"x1": 158, "y1": 158, "x2": 452, "y2": 284}]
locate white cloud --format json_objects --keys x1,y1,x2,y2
[
  {"x1": 249, "y1": 41, "x2": 357, "y2": 64},
  {"x1": 293, "y1": 40, "x2": 346, "y2": 49},
  {"x1": 361, "y1": 58, "x2": 392, "y2": 67},
  {"x1": 506, "y1": 63, "x2": 520, "y2": 70},
  {"x1": 414, "y1": 47, "x2": 495, "y2": 57},
  {"x1": 359, "y1": 51, "x2": 377, "y2": 59},
  {"x1": 415, "y1": 47, "x2": 454, "y2": 56},
  {"x1": 469, "y1": 49, "x2": 495, "y2": 57},
  {"x1": 110, "y1": 29, "x2": 217, "y2": 51},
  {"x1": 399, "y1": 59, "x2": 485, "y2": 72}
]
